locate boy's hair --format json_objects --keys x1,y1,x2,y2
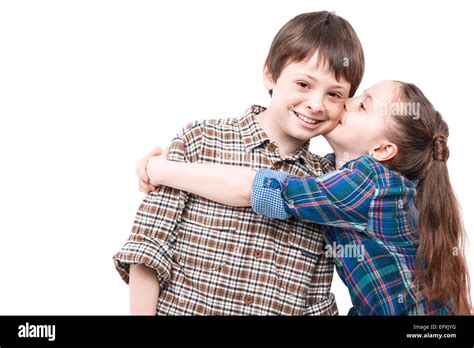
[{"x1": 265, "y1": 11, "x2": 364, "y2": 97}]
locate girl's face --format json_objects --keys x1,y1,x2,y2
[{"x1": 324, "y1": 80, "x2": 400, "y2": 158}]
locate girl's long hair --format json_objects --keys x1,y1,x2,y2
[{"x1": 386, "y1": 82, "x2": 472, "y2": 314}]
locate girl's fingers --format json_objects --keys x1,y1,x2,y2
[
  {"x1": 136, "y1": 145, "x2": 164, "y2": 188},
  {"x1": 150, "y1": 146, "x2": 163, "y2": 156},
  {"x1": 163, "y1": 146, "x2": 170, "y2": 158},
  {"x1": 138, "y1": 179, "x2": 153, "y2": 193},
  {"x1": 143, "y1": 183, "x2": 156, "y2": 193},
  {"x1": 138, "y1": 180, "x2": 146, "y2": 193},
  {"x1": 138, "y1": 175, "x2": 157, "y2": 193},
  {"x1": 136, "y1": 157, "x2": 150, "y2": 183}
]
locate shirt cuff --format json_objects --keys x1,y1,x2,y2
[
  {"x1": 113, "y1": 233, "x2": 173, "y2": 289},
  {"x1": 251, "y1": 168, "x2": 292, "y2": 220}
]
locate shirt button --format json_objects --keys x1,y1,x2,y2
[
  {"x1": 244, "y1": 295, "x2": 254, "y2": 305},
  {"x1": 267, "y1": 178, "x2": 282, "y2": 189},
  {"x1": 267, "y1": 143, "x2": 277, "y2": 152},
  {"x1": 287, "y1": 234, "x2": 294, "y2": 245},
  {"x1": 273, "y1": 162, "x2": 282, "y2": 170},
  {"x1": 254, "y1": 250, "x2": 262, "y2": 259}
]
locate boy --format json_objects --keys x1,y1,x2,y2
[{"x1": 113, "y1": 11, "x2": 364, "y2": 315}]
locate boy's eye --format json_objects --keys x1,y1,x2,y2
[
  {"x1": 329, "y1": 92, "x2": 341, "y2": 98},
  {"x1": 296, "y1": 81, "x2": 310, "y2": 89}
]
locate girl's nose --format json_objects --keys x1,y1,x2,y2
[{"x1": 344, "y1": 97, "x2": 356, "y2": 111}]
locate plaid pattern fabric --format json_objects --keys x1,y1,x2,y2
[
  {"x1": 113, "y1": 105, "x2": 338, "y2": 315},
  {"x1": 252, "y1": 155, "x2": 450, "y2": 315}
]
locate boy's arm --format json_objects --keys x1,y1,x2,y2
[
  {"x1": 129, "y1": 264, "x2": 160, "y2": 315},
  {"x1": 146, "y1": 155, "x2": 256, "y2": 207},
  {"x1": 113, "y1": 123, "x2": 204, "y2": 313}
]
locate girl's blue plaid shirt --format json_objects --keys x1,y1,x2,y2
[{"x1": 252, "y1": 154, "x2": 450, "y2": 315}]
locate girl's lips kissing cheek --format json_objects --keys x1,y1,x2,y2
[{"x1": 338, "y1": 112, "x2": 347, "y2": 125}]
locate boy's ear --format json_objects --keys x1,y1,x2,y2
[
  {"x1": 263, "y1": 64, "x2": 275, "y2": 91},
  {"x1": 370, "y1": 141, "x2": 398, "y2": 163}
]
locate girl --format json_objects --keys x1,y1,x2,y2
[{"x1": 138, "y1": 80, "x2": 472, "y2": 315}]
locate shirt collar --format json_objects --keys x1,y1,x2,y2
[
  {"x1": 238, "y1": 105, "x2": 312, "y2": 162},
  {"x1": 238, "y1": 105, "x2": 271, "y2": 152}
]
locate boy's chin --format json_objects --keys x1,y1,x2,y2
[
  {"x1": 323, "y1": 124, "x2": 342, "y2": 139},
  {"x1": 291, "y1": 130, "x2": 322, "y2": 142},
  {"x1": 323, "y1": 130, "x2": 346, "y2": 149},
  {"x1": 288, "y1": 124, "x2": 327, "y2": 141}
]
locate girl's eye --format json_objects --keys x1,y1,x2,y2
[
  {"x1": 360, "y1": 102, "x2": 366, "y2": 110},
  {"x1": 329, "y1": 92, "x2": 341, "y2": 98},
  {"x1": 297, "y1": 81, "x2": 310, "y2": 89}
]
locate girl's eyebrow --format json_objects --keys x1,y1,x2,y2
[
  {"x1": 361, "y1": 90, "x2": 373, "y2": 102},
  {"x1": 363, "y1": 93, "x2": 373, "y2": 110}
]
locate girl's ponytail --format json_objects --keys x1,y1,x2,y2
[
  {"x1": 388, "y1": 83, "x2": 472, "y2": 314},
  {"x1": 415, "y1": 139, "x2": 471, "y2": 314}
]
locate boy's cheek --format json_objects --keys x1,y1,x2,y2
[
  {"x1": 286, "y1": 90, "x2": 306, "y2": 103},
  {"x1": 327, "y1": 104, "x2": 345, "y2": 122}
]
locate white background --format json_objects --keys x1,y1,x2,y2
[{"x1": 0, "y1": 0, "x2": 473, "y2": 315}]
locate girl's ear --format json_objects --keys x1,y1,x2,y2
[
  {"x1": 263, "y1": 64, "x2": 275, "y2": 91},
  {"x1": 370, "y1": 142, "x2": 398, "y2": 163}
]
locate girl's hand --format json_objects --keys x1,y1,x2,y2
[
  {"x1": 136, "y1": 146, "x2": 163, "y2": 193},
  {"x1": 146, "y1": 147, "x2": 170, "y2": 187}
]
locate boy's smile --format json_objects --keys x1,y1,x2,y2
[
  {"x1": 291, "y1": 107, "x2": 326, "y2": 127},
  {"x1": 257, "y1": 52, "x2": 351, "y2": 156}
]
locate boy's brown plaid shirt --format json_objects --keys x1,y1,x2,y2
[{"x1": 113, "y1": 105, "x2": 337, "y2": 315}]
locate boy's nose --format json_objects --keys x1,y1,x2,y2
[{"x1": 306, "y1": 94, "x2": 325, "y2": 113}]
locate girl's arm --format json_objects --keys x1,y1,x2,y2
[
  {"x1": 145, "y1": 152, "x2": 375, "y2": 229},
  {"x1": 146, "y1": 156, "x2": 255, "y2": 207},
  {"x1": 253, "y1": 157, "x2": 375, "y2": 229}
]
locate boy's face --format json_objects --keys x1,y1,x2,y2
[{"x1": 264, "y1": 52, "x2": 351, "y2": 142}]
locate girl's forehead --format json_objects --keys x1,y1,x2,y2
[{"x1": 366, "y1": 80, "x2": 401, "y2": 103}]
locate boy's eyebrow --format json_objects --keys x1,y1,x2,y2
[{"x1": 298, "y1": 74, "x2": 349, "y2": 91}]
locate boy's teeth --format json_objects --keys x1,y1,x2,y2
[{"x1": 294, "y1": 111, "x2": 318, "y2": 124}]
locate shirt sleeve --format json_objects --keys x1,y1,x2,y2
[
  {"x1": 251, "y1": 158, "x2": 375, "y2": 230},
  {"x1": 113, "y1": 123, "x2": 203, "y2": 288}
]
